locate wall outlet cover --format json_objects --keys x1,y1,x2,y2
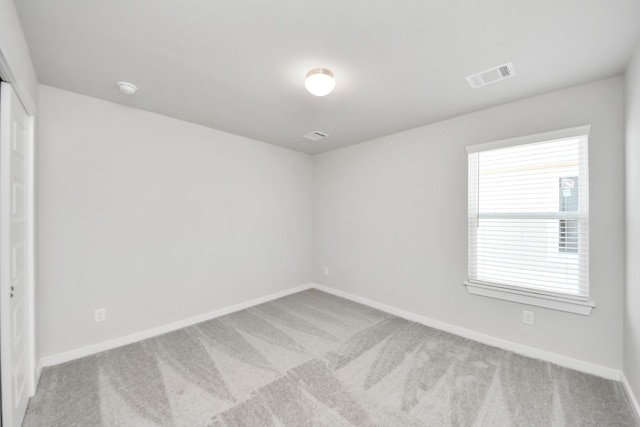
[{"x1": 94, "y1": 308, "x2": 106, "y2": 323}]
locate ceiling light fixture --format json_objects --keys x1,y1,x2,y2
[
  {"x1": 117, "y1": 81, "x2": 138, "y2": 95},
  {"x1": 305, "y1": 68, "x2": 335, "y2": 96}
]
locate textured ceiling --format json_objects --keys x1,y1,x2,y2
[{"x1": 15, "y1": 0, "x2": 640, "y2": 154}]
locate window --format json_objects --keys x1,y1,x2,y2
[{"x1": 465, "y1": 126, "x2": 594, "y2": 315}]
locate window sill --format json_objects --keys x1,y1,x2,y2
[{"x1": 463, "y1": 281, "x2": 595, "y2": 315}]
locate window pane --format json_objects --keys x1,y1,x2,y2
[
  {"x1": 477, "y1": 218, "x2": 581, "y2": 295},
  {"x1": 478, "y1": 139, "x2": 580, "y2": 214}
]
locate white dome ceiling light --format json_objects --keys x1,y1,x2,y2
[
  {"x1": 117, "y1": 81, "x2": 138, "y2": 95},
  {"x1": 305, "y1": 68, "x2": 335, "y2": 96}
]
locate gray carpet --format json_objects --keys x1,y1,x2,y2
[{"x1": 24, "y1": 289, "x2": 639, "y2": 426}]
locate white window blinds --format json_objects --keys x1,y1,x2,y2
[{"x1": 467, "y1": 127, "x2": 589, "y2": 300}]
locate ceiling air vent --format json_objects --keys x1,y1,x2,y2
[
  {"x1": 466, "y1": 62, "x2": 515, "y2": 89},
  {"x1": 303, "y1": 131, "x2": 329, "y2": 141}
]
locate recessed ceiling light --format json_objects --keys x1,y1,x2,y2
[
  {"x1": 305, "y1": 68, "x2": 335, "y2": 96},
  {"x1": 117, "y1": 81, "x2": 138, "y2": 95}
]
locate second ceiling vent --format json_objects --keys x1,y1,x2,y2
[
  {"x1": 303, "y1": 131, "x2": 329, "y2": 141},
  {"x1": 466, "y1": 62, "x2": 515, "y2": 89}
]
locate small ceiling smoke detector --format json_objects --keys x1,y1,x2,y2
[
  {"x1": 466, "y1": 62, "x2": 515, "y2": 89},
  {"x1": 305, "y1": 68, "x2": 335, "y2": 96},
  {"x1": 117, "y1": 81, "x2": 138, "y2": 95},
  {"x1": 303, "y1": 131, "x2": 329, "y2": 141}
]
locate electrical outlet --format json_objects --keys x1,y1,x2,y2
[
  {"x1": 324, "y1": 266, "x2": 329, "y2": 275},
  {"x1": 94, "y1": 308, "x2": 106, "y2": 323},
  {"x1": 522, "y1": 310, "x2": 534, "y2": 325}
]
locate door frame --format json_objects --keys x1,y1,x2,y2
[
  {"x1": 0, "y1": 61, "x2": 37, "y2": 425},
  {"x1": 0, "y1": 47, "x2": 37, "y2": 115}
]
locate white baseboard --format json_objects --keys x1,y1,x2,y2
[
  {"x1": 621, "y1": 372, "x2": 640, "y2": 421},
  {"x1": 38, "y1": 283, "x2": 314, "y2": 369},
  {"x1": 38, "y1": 281, "x2": 624, "y2": 385},
  {"x1": 35, "y1": 360, "x2": 43, "y2": 389},
  {"x1": 312, "y1": 283, "x2": 622, "y2": 381}
]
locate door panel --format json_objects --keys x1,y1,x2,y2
[{"x1": 1, "y1": 82, "x2": 33, "y2": 427}]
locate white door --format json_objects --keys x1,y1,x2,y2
[{"x1": 1, "y1": 82, "x2": 34, "y2": 427}]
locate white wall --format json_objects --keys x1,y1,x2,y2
[
  {"x1": 37, "y1": 85, "x2": 313, "y2": 358},
  {"x1": 0, "y1": 0, "x2": 38, "y2": 113},
  {"x1": 314, "y1": 77, "x2": 625, "y2": 370},
  {"x1": 625, "y1": 43, "x2": 640, "y2": 403}
]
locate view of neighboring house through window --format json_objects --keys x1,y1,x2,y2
[
  {"x1": 559, "y1": 176, "x2": 578, "y2": 253},
  {"x1": 466, "y1": 127, "x2": 589, "y2": 303}
]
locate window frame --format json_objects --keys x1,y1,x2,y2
[{"x1": 464, "y1": 125, "x2": 595, "y2": 315}]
